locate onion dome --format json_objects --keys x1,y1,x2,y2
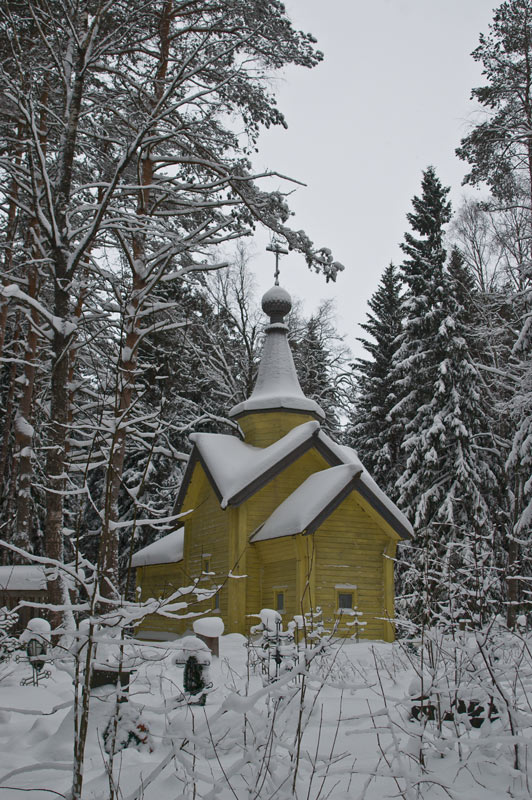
[{"x1": 261, "y1": 285, "x2": 292, "y2": 324}]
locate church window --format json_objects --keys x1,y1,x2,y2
[
  {"x1": 337, "y1": 592, "x2": 353, "y2": 611},
  {"x1": 275, "y1": 591, "x2": 285, "y2": 613}
]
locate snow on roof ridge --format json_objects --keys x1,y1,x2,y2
[
  {"x1": 192, "y1": 420, "x2": 320, "y2": 508},
  {"x1": 131, "y1": 527, "x2": 185, "y2": 567},
  {"x1": 251, "y1": 463, "x2": 363, "y2": 542}
]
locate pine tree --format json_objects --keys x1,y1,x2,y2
[
  {"x1": 456, "y1": 0, "x2": 532, "y2": 211},
  {"x1": 350, "y1": 263, "x2": 404, "y2": 495},
  {"x1": 456, "y1": 0, "x2": 532, "y2": 625},
  {"x1": 0, "y1": 0, "x2": 342, "y2": 611}
]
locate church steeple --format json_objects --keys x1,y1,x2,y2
[{"x1": 229, "y1": 284, "x2": 325, "y2": 445}]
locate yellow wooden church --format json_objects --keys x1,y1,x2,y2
[{"x1": 133, "y1": 284, "x2": 412, "y2": 641}]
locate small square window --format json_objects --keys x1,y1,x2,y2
[
  {"x1": 275, "y1": 591, "x2": 285, "y2": 613},
  {"x1": 338, "y1": 592, "x2": 353, "y2": 611}
]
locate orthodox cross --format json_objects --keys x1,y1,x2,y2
[{"x1": 266, "y1": 241, "x2": 289, "y2": 285}]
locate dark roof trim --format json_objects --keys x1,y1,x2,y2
[
  {"x1": 173, "y1": 451, "x2": 197, "y2": 515},
  {"x1": 173, "y1": 447, "x2": 224, "y2": 515},
  {"x1": 174, "y1": 428, "x2": 350, "y2": 516},
  {"x1": 228, "y1": 431, "x2": 320, "y2": 506},
  {"x1": 230, "y1": 406, "x2": 323, "y2": 421},
  {"x1": 314, "y1": 437, "x2": 344, "y2": 467},
  {"x1": 355, "y1": 479, "x2": 412, "y2": 540},
  {"x1": 304, "y1": 472, "x2": 363, "y2": 536}
]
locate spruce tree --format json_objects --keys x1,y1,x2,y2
[
  {"x1": 397, "y1": 248, "x2": 500, "y2": 628},
  {"x1": 391, "y1": 166, "x2": 452, "y2": 485},
  {"x1": 351, "y1": 263, "x2": 404, "y2": 496},
  {"x1": 292, "y1": 310, "x2": 342, "y2": 434},
  {"x1": 391, "y1": 167, "x2": 452, "y2": 625}
]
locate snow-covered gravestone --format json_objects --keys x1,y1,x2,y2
[
  {"x1": 193, "y1": 616, "x2": 224, "y2": 657},
  {"x1": 248, "y1": 609, "x2": 297, "y2": 683},
  {"x1": 173, "y1": 635, "x2": 212, "y2": 705},
  {"x1": 18, "y1": 617, "x2": 52, "y2": 686}
]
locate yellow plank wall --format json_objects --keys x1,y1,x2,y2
[
  {"x1": 183, "y1": 470, "x2": 231, "y2": 630},
  {"x1": 238, "y1": 410, "x2": 316, "y2": 447},
  {"x1": 314, "y1": 494, "x2": 390, "y2": 640},
  {"x1": 137, "y1": 465, "x2": 230, "y2": 637},
  {"x1": 255, "y1": 538, "x2": 297, "y2": 616},
  {"x1": 244, "y1": 448, "x2": 331, "y2": 623},
  {"x1": 135, "y1": 562, "x2": 185, "y2": 637}
]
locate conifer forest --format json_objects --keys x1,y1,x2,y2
[{"x1": 1, "y1": 2, "x2": 532, "y2": 799}]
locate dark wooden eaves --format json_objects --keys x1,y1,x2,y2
[
  {"x1": 304, "y1": 472, "x2": 363, "y2": 535},
  {"x1": 173, "y1": 446, "x2": 224, "y2": 516},
  {"x1": 231, "y1": 406, "x2": 324, "y2": 421},
  {"x1": 355, "y1": 479, "x2": 412, "y2": 540}
]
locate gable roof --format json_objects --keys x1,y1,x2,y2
[
  {"x1": 251, "y1": 464, "x2": 362, "y2": 541},
  {"x1": 174, "y1": 421, "x2": 413, "y2": 540},
  {"x1": 175, "y1": 420, "x2": 324, "y2": 511}
]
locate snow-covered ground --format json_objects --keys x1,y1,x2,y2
[{"x1": 0, "y1": 632, "x2": 531, "y2": 799}]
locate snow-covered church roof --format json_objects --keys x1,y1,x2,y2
[
  {"x1": 175, "y1": 419, "x2": 412, "y2": 540},
  {"x1": 229, "y1": 285, "x2": 324, "y2": 420},
  {"x1": 251, "y1": 464, "x2": 362, "y2": 541},
  {"x1": 131, "y1": 527, "x2": 184, "y2": 567},
  {"x1": 189, "y1": 420, "x2": 321, "y2": 509}
]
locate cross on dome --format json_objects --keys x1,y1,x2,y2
[{"x1": 266, "y1": 240, "x2": 288, "y2": 286}]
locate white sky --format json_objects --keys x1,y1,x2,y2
[{"x1": 248, "y1": 0, "x2": 496, "y2": 357}]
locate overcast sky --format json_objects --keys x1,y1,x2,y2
[{"x1": 248, "y1": 0, "x2": 497, "y2": 357}]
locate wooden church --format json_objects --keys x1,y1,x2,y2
[{"x1": 134, "y1": 283, "x2": 412, "y2": 641}]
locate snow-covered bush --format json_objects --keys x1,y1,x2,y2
[
  {"x1": 103, "y1": 702, "x2": 152, "y2": 755},
  {"x1": 357, "y1": 624, "x2": 532, "y2": 796}
]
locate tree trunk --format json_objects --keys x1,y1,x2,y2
[
  {"x1": 44, "y1": 282, "x2": 70, "y2": 614},
  {"x1": 14, "y1": 266, "x2": 40, "y2": 552},
  {"x1": 0, "y1": 312, "x2": 21, "y2": 502}
]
